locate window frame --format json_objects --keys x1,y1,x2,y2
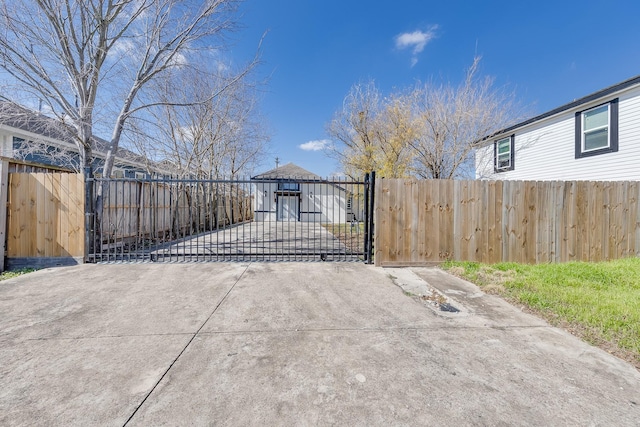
[
  {"x1": 575, "y1": 98, "x2": 619, "y2": 159},
  {"x1": 277, "y1": 181, "x2": 300, "y2": 191},
  {"x1": 493, "y1": 134, "x2": 515, "y2": 173}
]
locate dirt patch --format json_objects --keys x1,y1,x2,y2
[{"x1": 322, "y1": 224, "x2": 364, "y2": 254}]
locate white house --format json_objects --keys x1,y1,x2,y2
[
  {"x1": 475, "y1": 75, "x2": 640, "y2": 181},
  {"x1": 252, "y1": 163, "x2": 360, "y2": 223}
]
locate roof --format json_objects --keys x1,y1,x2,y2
[
  {"x1": 476, "y1": 74, "x2": 640, "y2": 146},
  {"x1": 0, "y1": 101, "x2": 157, "y2": 170},
  {"x1": 0, "y1": 101, "x2": 77, "y2": 143},
  {"x1": 252, "y1": 163, "x2": 323, "y2": 180}
]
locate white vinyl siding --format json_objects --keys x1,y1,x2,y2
[{"x1": 475, "y1": 85, "x2": 640, "y2": 181}]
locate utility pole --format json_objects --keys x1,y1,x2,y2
[{"x1": 275, "y1": 157, "x2": 280, "y2": 169}]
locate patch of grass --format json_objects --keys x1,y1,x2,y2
[
  {"x1": 0, "y1": 268, "x2": 36, "y2": 281},
  {"x1": 321, "y1": 222, "x2": 365, "y2": 234},
  {"x1": 321, "y1": 222, "x2": 365, "y2": 253},
  {"x1": 443, "y1": 258, "x2": 640, "y2": 369}
]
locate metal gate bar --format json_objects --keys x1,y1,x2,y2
[{"x1": 86, "y1": 174, "x2": 374, "y2": 263}]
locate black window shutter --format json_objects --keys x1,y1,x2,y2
[
  {"x1": 610, "y1": 98, "x2": 619, "y2": 152},
  {"x1": 574, "y1": 112, "x2": 582, "y2": 159},
  {"x1": 509, "y1": 134, "x2": 515, "y2": 171}
]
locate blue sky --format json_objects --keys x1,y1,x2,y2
[{"x1": 234, "y1": 0, "x2": 640, "y2": 176}]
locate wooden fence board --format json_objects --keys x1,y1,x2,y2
[
  {"x1": 592, "y1": 182, "x2": 604, "y2": 260},
  {"x1": 423, "y1": 180, "x2": 437, "y2": 261},
  {"x1": 628, "y1": 182, "x2": 638, "y2": 257},
  {"x1": 8, "y1": 174, "x2": 27, "y2": 257},
  {"x1": 35, "y1": 174, "x2": 46, "y2": 257},
  {"x1": 43, "y1": 174, "x2": 56, "y2": 257},
  {"x1": 27, "y1": 174, "x2": 37, "y2": 257},
  {"x1": 445, "y1": 179, "x2": 454, "y2": 260},
  {"x1": 59, "y1": 173, "x2": 70, "y2": 256}
]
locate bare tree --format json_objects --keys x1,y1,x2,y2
[
  {"x1": 127, "y1": 67, "x2": 269, "y2": 178},
  {"x1": 409, "y1": 57, "x2": 523, "y2": 179},
  {"x1": 326, "y1": 80, "x2": 414, "y2": 178},
  {"x1": 326, "y1": 58, "x2": 525, "y2": 179},
  {"x1": 0, "y1": 0, "x2": 251, "y2": 180}
]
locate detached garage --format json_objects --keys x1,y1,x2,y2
[{"x1": 252, "y1": 163, "x2": 360, "y2": 223}]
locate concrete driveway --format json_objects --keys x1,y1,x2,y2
[
  {"x1": 152, "y1": 221, "x2": 357, "y2": 261},
  {"x1": 0, "y1": 263, "x2": 638, "y2": 426}
]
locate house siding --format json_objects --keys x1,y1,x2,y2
[{"x1": 476, "y1": 85, "x2": 640, "y2": 181}]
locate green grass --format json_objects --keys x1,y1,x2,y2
[
  {"x1": 321, "y1": 222, "x2": 365, "y2": 234},
  {"x1": 443, "y1": 258, "x2": 640, "y2": 368},
  {"x1": 0, "y1": 268, "x2": 36, "y2": 281}
]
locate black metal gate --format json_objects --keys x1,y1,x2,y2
[{"x1": 85, "y1": 173, "x2": 375, "y2": 263}]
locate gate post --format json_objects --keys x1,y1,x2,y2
[
  {"x1": 363, "y1": 173, "x2": 370, "y2": 263},
  {"x1": 366, "y1": 171, "x2": 375, "y2": 264},
  {"x1": 84, "y1": 166, "x2": 93, "y2": 263}
]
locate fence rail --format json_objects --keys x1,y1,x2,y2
[{"x1": 375, "y1": 179, "x2": 640, "y2": 266}]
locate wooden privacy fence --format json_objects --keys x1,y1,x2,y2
[
  {"x1": 5, "y1": 172, "x2": 85, "y2": 266},
  {"x1": 96, "y1": 179, "x2": 253, "y2": 244},
  {"x1": 375, "y1": 179, "x2": 640, "y2": 266}
]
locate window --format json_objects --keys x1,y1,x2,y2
[
  {"x1": 575, "y1": 99, "x2": 618, "y2": 158},
  {"x1": 494, "y1": 135, "x2": 514, "y2": 173},
  {"x1": 278, "y1": 182, "x2": 300, "y2": 191}
]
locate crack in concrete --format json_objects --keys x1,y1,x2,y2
[{"x1": 122, "y1": 263, "x2": 251, "y2": 427}]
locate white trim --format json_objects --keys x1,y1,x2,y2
[
  {"x1": 581, "y1": 104, "x2": 610, "y2": 153},
  {"x1": 496, "y1": 136, "x2": 512, "y2": 170}
]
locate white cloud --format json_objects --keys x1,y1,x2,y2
[
  {"x1": 167, "y1": 51, "x2": 188, "y2": 68},
  {"x1": 299, "y1": 139, "x2": 330, "y2": 151},
  {"x1": 395, "y1": 26, "x2": 438, "y2": 66},
  {"x1": 109, "y1": 39, "x2": 135, "y2": 59}
]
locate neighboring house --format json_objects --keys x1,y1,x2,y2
[
  {"x1": 252, "y1": 163, "x2": 360, "y2": 223},
  {"x1": 475, "y1": 75, "x2": 640, "y2": 181},
  {"x1": 0, "y1": 101, "x2": 156, "y2": 177}
]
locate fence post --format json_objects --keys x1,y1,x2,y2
[
  {"x1": 0, "y1": 159, "x2": 8, "y2": 272},
  {"x1": 84, "y1": 166, "x2": 93, "y2": 263}
]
